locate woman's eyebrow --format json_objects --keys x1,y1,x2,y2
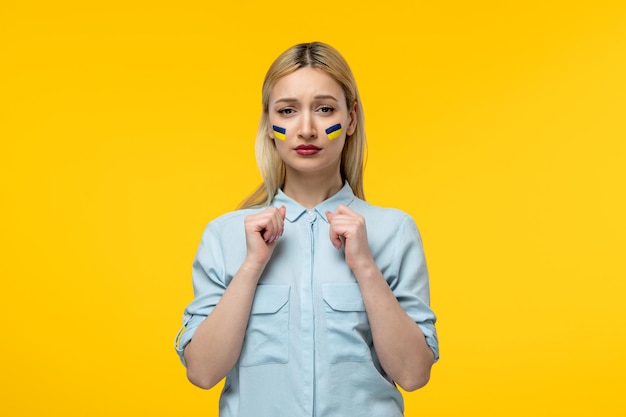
[
  {"x1": 274, "y1": 95, "x2": 339, "y2": 104},
  {"x1": 274, "y1": 97, "x2": 299, "y2": 104},
  {"x1": 314, "y1": 95, "x2": 338, "y2": 102}
]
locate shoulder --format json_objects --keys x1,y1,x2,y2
[
  {"x1": 200, "y1": 207, "x2": 265, "y2": 239},
  {"x1": 349, "y1": 198, "x2": 423, "y2": 244},
  {"x1": 349, "y1": 198, "x2": 414, "y2": 226},
  {"x1": 213, "y1": 207, "x2": 264, "y2": 223}
]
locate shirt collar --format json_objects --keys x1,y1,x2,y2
[{"x1": 272, "y1": 182, "x2": 356, "y2": 223}]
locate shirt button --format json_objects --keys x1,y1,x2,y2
[{"x1": 307, "y1": 210, "x2": 315, "y2": 217}]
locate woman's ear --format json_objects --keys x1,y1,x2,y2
[{"x1": 346, "y1": 101, "x2": 358, "y2": 136}]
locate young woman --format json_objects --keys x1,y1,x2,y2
[{"x1": 175, "y1": 42, "x2": 438, "y2": 417}]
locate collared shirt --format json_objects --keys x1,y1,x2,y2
[{"x1": 175, "y1": 183, "x2": 438, "y2": 417}]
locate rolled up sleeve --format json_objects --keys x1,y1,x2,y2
[
  {"x1": 174, "y1": 221, "x2": 227, "y2": 366},
  {"x1": 389, "y1": 215, "x2": 439, "y2": 362}
]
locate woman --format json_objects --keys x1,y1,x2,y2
[{"x1": 175, "y1": 42, "x2": 438, "y2": 417}]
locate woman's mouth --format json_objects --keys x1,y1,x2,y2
[{"x1": 295, "y1": 145, "x2": 321, "y2": 155}]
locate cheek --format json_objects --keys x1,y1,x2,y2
[
  {"x1": 273, "y1": 137, "x2": 289, "y2": 155},
  {"x1": 326, "y1": 134, "x2": 347, "y2": 155},
  {"x1": 325, "y1": 123, "x2": 343, "y2": 141},
  {"x1": 272, "y1": 124, "x2": 287, "y2": 141}
]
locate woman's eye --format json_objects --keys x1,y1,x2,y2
[
  {"x1": 319, "y1": 106, "x2": 334, "y2": 113},
  {"x1": 278, "y1": 108, "x2": 294, "y2": 115}
]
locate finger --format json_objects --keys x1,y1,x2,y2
[
  {"x1": 264, "y1": 210, "x2": 279, "y2": 242},
  {"x1": 329, "y1": 230, "x2": 343, "y2": 250},
  {"x1": 253, "y1": 210, "x2": 273, "y2": 242},
  {"x1": 246, "y1": 214, "x2": 268, "y2": 235},
  {"x1": 276, "y1": 206, "x2": 286, "y2": 239},
  {"x1": 267, "y1": 206, "x2": 286, "y2": 242},
  {"x1": 261, "y1": 220, "x2": 273, "y2": 242},
  {"x1": 326, "y1": 211, "x2": 343, "y2": 249},
  {"x1": 269, "y1": 210, "x2": 281, "y2": 242},
  {"x1": 334, "y1": 204, "x2": 354, "y2": 216}
]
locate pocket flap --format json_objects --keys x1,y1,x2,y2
[
  {"x1": 251, "y1": 285, "x2": 290, "y2": 314},
  {"x1": 323, "y1": 283, "x2": 366, "y2": 312}
]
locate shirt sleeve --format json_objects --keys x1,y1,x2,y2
[
  {"x1": 389, "y1": 215, "x2": 439, "y2": 362},
  {"x1": 174, "y1": 220, "x2": 227, "y2": 366}
]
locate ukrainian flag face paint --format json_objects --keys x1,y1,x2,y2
[
  {"x1": 272, "y1": 125, "x2": 287, "y2": 141},
  {"x1": 325, "y1": 123, "x2": 343, "y2": 141}
]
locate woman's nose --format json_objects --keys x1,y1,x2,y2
[{"x1": 298, "y1": 112, "x2": 317, "y2": 140}]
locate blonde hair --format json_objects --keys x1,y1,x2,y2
[{"x1": 238, "y1": 42, "x2": 366, "y2": 209}]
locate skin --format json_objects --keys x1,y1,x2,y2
[
  {"x1": 184, "y1": 67, "x2": 434, "y2": 391},
  {"x1": 269, "y1": 67, "x2": 357, "y2": 207}
]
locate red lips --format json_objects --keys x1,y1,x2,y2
[{"x1": 295, "y1": 144, "x2": 321, "y2": 155}]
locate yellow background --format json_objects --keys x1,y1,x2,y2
[{"x1": 2, "y1": 1, "x2": 625, "y2": 416}]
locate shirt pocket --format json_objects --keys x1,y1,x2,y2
[
  {"x1": 240, "y1": 284, "x2": 290, "y2": 367},
  {"x1": 322, "y1": 283, "x2": 372, "y2": 363}
]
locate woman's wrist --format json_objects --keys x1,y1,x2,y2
[
  {"x1": 348, "y1": 255, "x2": 378, "y2": 278},
  {"x1": 240, "y1": 256, "x2": 269, "y2": 277}
]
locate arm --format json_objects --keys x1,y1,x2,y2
[
  {"x1": 327, "y1": 205, "x2": 435, "y2": 391},
  {"x1": 183, "y1": 206, "x2": 286, "y2": 389}
]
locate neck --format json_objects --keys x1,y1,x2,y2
[{"x1": 282, "y1": 170, "x2": 344, "y2": 209}]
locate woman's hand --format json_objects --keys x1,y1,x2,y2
[
  {"x1": 326, "y1": 204, "x2": 375, "y2": 271},
  {"x1": 327, "y1": 205, "x2": 435, "y2": 390},
  {"x1": 244, "y1": 206, "x2": 286, "y2": 268},
  {"x1": 185, "y1": 205, "x2": 286, "y2": 390}
]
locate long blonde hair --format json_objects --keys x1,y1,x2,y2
[{"x1": 238, "y1": 42, "x2": 367, "y2": 209}]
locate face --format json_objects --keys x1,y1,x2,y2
[{"x1": 268, "y1": 67, "x2": 357, "y2": 178}]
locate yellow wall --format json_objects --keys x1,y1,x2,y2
[{"x1": 2, "y1": 1, "x2": 625, "y2": 415}]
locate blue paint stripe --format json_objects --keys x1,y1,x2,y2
[{"x1": 325, "y1": 123, "x2": 341, "y2": 135}]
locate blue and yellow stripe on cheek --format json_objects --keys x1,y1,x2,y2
[
  {"x1": 272, "y1": 125, "x2": 287, "y2": 141},
  {"x1": 325, "y1": 123, "x2": 343, "y2": 140}
]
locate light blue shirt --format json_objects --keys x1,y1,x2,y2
[{"x1": 175, "y1": 183, "x2": 438, "y2": 417}]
